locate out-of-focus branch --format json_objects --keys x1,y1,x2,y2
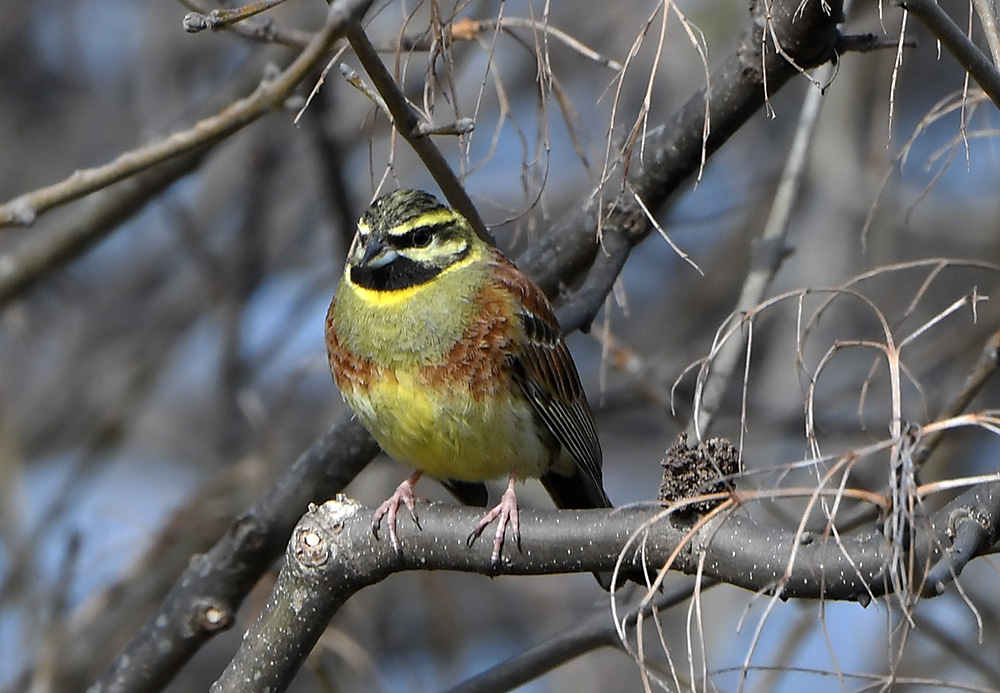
[
  {"x1": 916, "y1": 328, "x2": 1000, "y2": 466},
  {"x1": 89, "y1": 415, "x2": 378, "y2": 693},
  {"x1": 687, "y1": 62, "x2": 830, "y2": 441},
  {"x1": 0, "y1": 146, "x2": 207, "y2": 306},
  {"x1": 897, "y1": 0, "x2": 1000, "y2": 107},
  {"x1": 0, "y1": 0, "x2": 374, "y2": 228},
  {"x1": 179, "y1": 0, "x2": 314, "y2": 47},
  {"x1": 444, "y1": 576, "x2": 717, "y2": 693},
  {"x1": 182, "y1": 0, "x2": 291, "y2": 33}
]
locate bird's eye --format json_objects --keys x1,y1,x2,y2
[{"x1": 410, "y1": 227, "x2": 433, "y2": 247}]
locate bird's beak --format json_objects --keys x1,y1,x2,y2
[{"x1": 358, "y1": 235, "x2": 399, "y2": 268}]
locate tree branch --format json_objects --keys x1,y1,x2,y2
[
  {"x1": 0, "y1": 146, "x2": 208, "y2": 306},
  {"x1": 179, "y1": 0, "x2": 314, "y2": 47},
  {"x1": 0, "y1": 0, "x2": 374, "y2": 228},
  {"x1": 519, "y1": 0, "x2": 843, "y2": 293},
  {"x1": 344, "y1": 22, "x2": 491, "y2": 244},
  {"x1": 217, "y1": 477, "x2": 1000, "y2": 691},
  {"x1": 444, "y1": 576, "x2": 716, "y2": 693},
  {"x1": 898, "y1": 0, "x2": 1000, "y2": 108},
  {"x1": 89, "y1": 415, "x2": 379, "y2": 693}
]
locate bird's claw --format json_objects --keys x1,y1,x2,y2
[
  {"x1": 372, "y1": 473, "x2": 422, "y2": 554},
  {"x1": 467, "y1": 482, "x2": 520, "y2": 568}
]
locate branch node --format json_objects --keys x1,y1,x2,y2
[
  {"x1": 415, "y1": 117, "x2": 475, "y2": 137},
  {"x1": 183, "y1": 12, "x2": 211, "y2": 33},
  {"x1": 192, "y1": 599, "x2": 234, "y2": 634},
  {"x1": 5, "y1": 197, "x2": 37, "y2": 226}
]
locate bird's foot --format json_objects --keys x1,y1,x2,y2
[
  {"x1": 372, "y1": 471, "x2": 423, "y2": 554},
  {"x1": 467, "y1": 473, "x2": 520, "y2": 568}
]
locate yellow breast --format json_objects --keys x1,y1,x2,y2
[{"x1": 344, "y1": 370, "x2": 551, "y2": 481}]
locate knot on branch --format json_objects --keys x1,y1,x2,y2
[
  {"x1": 743, "y1": 0, "x2": 844, "y2": 78},
  {"x1": 600, "y1": 194, "x2": 648, "y2": 247},
  {"x1": 292, "y1": 496, "x2": 362, "y2": 571},
  {"x1": 190, "y1": 598, "x2": 234, "y2": 635}
]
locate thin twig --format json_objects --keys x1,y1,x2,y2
[
  {"x1": 451, "y1": 16, "x2": 623, "y2": 70},
  {"x1": 179, "y1": 0, "x2": 313, "y2": 47},
  {"x1": 183, "y1": 0, "x2": 291, "y2": 33},
  {"x1": 837, "y1": 32, "x2": 917, "y2": 53},
  {"x1": 687, "y1": 63, "x2": 831, "y2": 442},
  {"x1": 344, "y1": 22, "x2": 493, "y2": 244}
]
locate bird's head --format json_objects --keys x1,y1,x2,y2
[{"x1": 346, "y1": 189, "x2": 481, "y2": 292}]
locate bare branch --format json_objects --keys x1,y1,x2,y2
[
  {"x1": 343, "y1": 23, "x2": 493, "y2": 244},
  {"x1": 183, "y1": 0, "x2": 292, "y2": 34},
  {"x1": 444, "y1": 577, "x2": 716, "y2": 693},
  {"x1": 0, "y1": 0, "x2": 374, "y2": 228},
  {"x1": 217, "y1": 475, "x2": 1000, "y2": 691},
  {"x1": 518, "y1": 0, "x2": 843, "y2": 294},
  {"x1": 89, "y1": 416, "x2": 379, "y2": 693},
  {"x1": 179, "y1": 0, "x2": 313, "y2": 47},
  {"x1": 686, "y1": 62, "x2": 830, "y2": 441},
  {"x1": 897, "y1": 0, "x2": 1000, "y2": 107},
  {"x1": 0, "y1": 147, "x2": 207, "y2": 306}
]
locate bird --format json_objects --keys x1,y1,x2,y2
[{"x1": 325, "y1": 188, "x2": 612, "y2": 582}]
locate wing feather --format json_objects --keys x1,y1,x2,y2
[{"x1": 489, "y1": 253, "x2": 608, "y2": 508}]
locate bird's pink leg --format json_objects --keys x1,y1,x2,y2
[
  {"x1": 468, "y1": 471, "x2": 520, "y2": 567},
  {"x1": 372, "y1": 470, "x2": 423, "y2": 553}
]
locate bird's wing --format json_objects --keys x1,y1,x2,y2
[{"x1": 489, "y1": 254, "x2": 609, "y2": 508}]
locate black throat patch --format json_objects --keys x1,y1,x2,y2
[{"x1": 350, "y1": 256, "x2": 443, "y2": 291}]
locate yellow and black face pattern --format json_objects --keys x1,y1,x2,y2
[{"x1": 347, "y1": 190, "x2": 475, "y2": 292}]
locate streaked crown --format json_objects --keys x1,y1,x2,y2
[{"x1": 347, "y1": 189, "x2": 479, "y2": 292}]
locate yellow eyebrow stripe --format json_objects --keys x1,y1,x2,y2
[{"x1": 388, "y1": 209, "x2": 461, "y2": 235}]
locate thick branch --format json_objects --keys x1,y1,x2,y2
[
  {"x1": 923, "y1": 481, "x2": 1000, "y2": 594},
  {"x1": 89, "y1": 415, "x2": 379, "y2": 693},
  {"x1": 217, "y1": 478, "x2": 1000, "y2": 692}
]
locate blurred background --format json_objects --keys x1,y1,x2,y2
[{"x1": 3, "y1": 0, "x2": 1000, "y2": 691}]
